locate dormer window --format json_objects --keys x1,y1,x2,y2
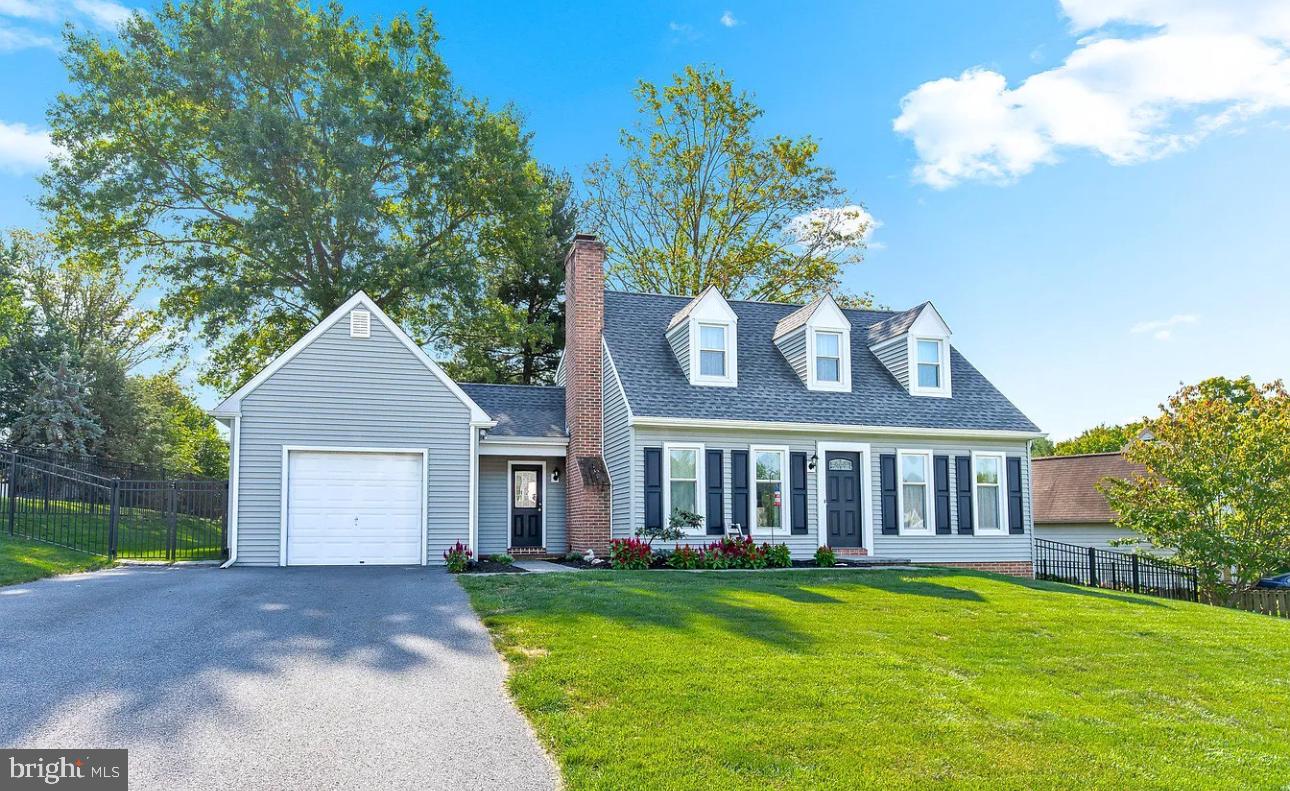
[
  {"x1": 666, "y1": 286, "x2": 738, "y2": 387},
  {"x1": 815, "y1": 331, "x2": 842, "y2": 383},
  {"x1": 698, "y1": 324, "x2": 728, "y2": 377},
  {"x1": 916, "y1": 339, "x2": 942, "y2": 388},
  {"x1": 775, "y1": 294, "x2": 851, "y2": 392}
]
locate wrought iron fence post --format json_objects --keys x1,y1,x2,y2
[
  {"x1": 1087, "y1": 546, "x2": 1098, "y2": 588},
  {"x1": 1131, "y1": 554, "x2": 1140, "y2": 594},
  {"x1": 166, "y1": 482, "x2": 178, "y2": 561},
  {"x1": 107, "y1": 479, "x2": 120, "y2": 559},
  {"x1": 6, "y1": 451, "x2": 16, "y2": 536}
]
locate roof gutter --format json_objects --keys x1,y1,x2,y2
[{"x1": 629, "y1": 414, "x2": 1045, "y2": 440}]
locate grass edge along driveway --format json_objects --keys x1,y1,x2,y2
[
  {"x1": 461, "y1": 567, "x2": 1290, "y2": 791},
  {"x1": 0, "y1": 532, "x2": 112, "y2": 586}
]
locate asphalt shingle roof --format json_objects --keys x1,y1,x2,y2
[
  {"x1": 603, "y1": 291, "x2": 1040, "y2": 432},
  {"x1": 864, "y1": 301, "x2": 930, "y2": 345},
  {"x1": 461, "y1": 384, "x2": 566, "y2": 438},
  {"x1": 1031, "y1": 453, "x2": 1147, "y2": 523}
]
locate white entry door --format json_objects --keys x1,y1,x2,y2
[{"x1": 285, "y1": 450, "x2": 424, "y2": 565}]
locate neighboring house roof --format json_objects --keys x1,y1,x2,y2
[
  {"x1": 1031, "y1": 452, "x2": 1147, "y2": 523},
  {"x1": 602, "y1": 291, "x2": 1040, "y2": 432},
  {"x1": 461, "y1": 384, "x2": 566, "y2": 438}
]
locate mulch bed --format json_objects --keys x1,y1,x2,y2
[
  {"x1": 547, "y1": 555, "x2": 882, "y2": 571},
  {"x1": 467, "y1": 559, "x2": 528, "y2": 573}
]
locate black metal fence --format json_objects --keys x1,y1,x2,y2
[
  {"x1": 2, "y1": 451, "x2": 227, "y2": 561},
  {"x1": 1034, "y1": 538, "x2": 1198, "y2": 602}
]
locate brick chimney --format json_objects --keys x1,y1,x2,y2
[{"x1": 563, "y1": 234, "x2": 611, "y2": 556}]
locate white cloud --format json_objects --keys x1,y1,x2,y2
[
  {"x1": 0, "y1": 0, "x2": 58, "y2": 22},
  {"x1": 1130, "y1": 313, "x2": 1197, "y2": 341},
  {"x1": 668, "y1": 21, "x2": 699, "y2": 43},
  {"x1": 70, "y1": 0, "x2": 132, "y2": 29},
  {"x1": 893, "y1": 0, "x2": 1290, "y2": 188},
  {"x1": 788, "y1": 205, "x2": 879, "y2": 251},
  {"x1": 0, "y1": 121, "x2": 58, "y2": 174},
  {"x1": 0, "y1": 22, "x2": 54, "y2": 51},
  {"x1": 720, "y1": 11, "x2": 738, "y2": 28},
  {"x1": 0, "y1": 0, "x2": 134, "y2": 47}
]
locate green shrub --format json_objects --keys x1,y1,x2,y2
[
  {"x1": 765, "y1": 543, "x2": 792, "y2": 568},
  {"x1": 814, "y1": 546, "x2": 836, "y2": 567},
  {"x1": 490, "y1": 553, "x2": 515, "y2": 565}
]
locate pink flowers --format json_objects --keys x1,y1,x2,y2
[{"x1": 443, "y1": 541, "x2": 473, "y2": 573}]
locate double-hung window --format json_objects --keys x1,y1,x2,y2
[
  {"x1": 750, "y1": 446, "x2": 788, "y2": 533},
  {"x1": 898, "y1": 450, "x2": 933, "y2": 533},
  {"x1": 973, "y1": 452, "x2": 1006, "y2": 533},
  {"x1": 664, "y1": 444, "x2": 704, "y2": 528},
  {"x1": 916, "y1": 339, "x2": 942, "y2": 389},
  {"x1": 815, "y1": 331, "x2": 841, "y2": 383},
  {"x1": 698, "y1": 324, "x2": 727, "y2": 378}
]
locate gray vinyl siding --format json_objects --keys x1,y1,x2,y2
[
  {"x1": 871, "y1": 337, "x2": 909, "y2": 389},
  {"x1": 477, "y1": 456, "x2": 566, "y2": 555},
  {"x1": 235, "y1": 309, "x2": 472, "y2": 566},
  {"x1": 626, "y1": 426, "x2": 1033, "y2": 562},
  {"x1": 603, "y1": 345, "x2": 633, "y2": 536},
  {"x1": 628, "y1": 426, "x2": 820, "y2": 558},
  {"x1": 666, "y1": 323, "x2": 690, "y2": 378},
  {"x1": 774, "y1": 328, "x2": 809, "y2": 385},
  {"x1": 1035, "y1": 523, "x2": 1167, "y2": 555},
  {"x1": 871, "y1": 440, "x2": 1032, "y2": 562}
]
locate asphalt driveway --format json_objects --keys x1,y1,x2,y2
[{"x1": 0, "y1": 566, "x2": 558, "y2": 790}]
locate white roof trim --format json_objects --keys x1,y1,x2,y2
[
  {"x1": 629, "y1": 414, "x2": 1043, "y2": 440},
  {"x1": 211, "y1": 291, "x2": 491, "y2": 423}
]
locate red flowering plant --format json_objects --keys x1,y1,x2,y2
[
  {"x1": 443, "y1": 542, "x2": 473, "y2": 573},
  {"x1": 668, "y1": 544, "x2": 703, "y2": 569},
  {"x1": 609, "y1": 538, "x2": 653, "y2": 570}
]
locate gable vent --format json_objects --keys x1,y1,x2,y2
[{"x1": 350, "y1": 309, "x2": 371, "y2": 338}]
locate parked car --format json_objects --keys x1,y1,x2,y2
[{"x1": 1256, "y1": 573, "x2": 1290, "y2": 589}]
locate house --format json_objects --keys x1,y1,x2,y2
[
  {"x1": 210, "y1": 234, "x2": 1043, "y2": 575},
  {"x1": 1031, "y1": 452, "x2": 1156, "y2": 553}
]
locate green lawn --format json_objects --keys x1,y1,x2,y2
[
  {"x1": 0, "y1": 532, "x2": 112, "y2": 586},
  {"x1": 0, "y1": 497, "x2": 223, "y2": 560},
  {"x1": 461, "y1": 568, "x2": 1290, "y2": 790}
]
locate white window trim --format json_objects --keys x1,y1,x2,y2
[
  {"x1": 689, "y1": 320, "x2": 738, "y2": 387},
  {"x1": 908, "y1": 336, "x2": 951, "y2": 397},
  {"x1": 806, "y1": 326, "x2": 851, "y2": 392},
  {"x1": 748, "y1": 445, "x2": 791, "y2": 537},
  {"x1": 815, "y1": 441, "x2": 872, "y2": 552},
  {"x1": 896, "y1": 449, "x2": 934, "y2": 536},
  {"x1": 972, "y1": 451, "x2": 1007, "y2": 535},
  {"x1": 663, "y1": 442, "x2": 706, "y2": 535}
]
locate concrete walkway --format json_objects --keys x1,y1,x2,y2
[{"x1": 0, "y1": 566, "x2": 558, "y2": 791}]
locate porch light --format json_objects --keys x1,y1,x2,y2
[
  {"x1": 808, "y1": 454, "x2": 818, "y2": 472},
  {"x1": 551, "y1": 466, "x2": 562, "y2": 483}
]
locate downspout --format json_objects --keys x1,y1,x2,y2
[{"x1": 220, "y1": 414, "x2": 241, "y2": 569}]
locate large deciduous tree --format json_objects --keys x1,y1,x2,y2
[
  {"x1": 585, "y1": 65, "x2": 874, "y2": 305},
  {"x1": 42, "y1": 0, "x2": 543, "y2": 391},
  {"x1": 1100, "y1": 377, "x2": 1290, "y2": 593},
  {"x1": 1053, "y1": 421, "x2": 1145, "y2": 456},
  {"x1": 441, "y1": 170, "x2": 574, "y2": 384}
]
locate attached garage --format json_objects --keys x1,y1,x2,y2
[{"x1": 283, "y1": 448, "x2": 427, "y2": 566}]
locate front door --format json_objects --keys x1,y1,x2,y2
[
  {"x1": 826, "y1": 452, "x2": 862, "y2": 548},
  {"x1": 510, "y1": 464, "x2": 543, "y2": 548}
]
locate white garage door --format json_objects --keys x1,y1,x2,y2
[{"x1": 286, "y1": 450, "x2": 424, "y2": 565}]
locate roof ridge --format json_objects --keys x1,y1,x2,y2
[
  {"x1": 1032, "y1": 451, "x2": 1127, "y2": 461},
  {"x1": 608, "y1": 289, "x2": 902, "y2": 316},
  {"x1": 460, "y1": 382, "x2": 564, "y2": 390}
]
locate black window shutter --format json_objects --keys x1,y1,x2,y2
[
  {"x1": 955, "y1": 456, "x2": 973, "y2": 534},
  {"x1": 644, "y1": 447, "x2": 662, "y2": 531},
  {"x1": 730, "y1": 450, "x2": 749, "y2": 532},
  {"x1": 879, "y1": 453, "x2": 897, "y2": 535},
  {"x1": 790, "y1": 452, "x2": 808, "y2": 535},
  {"x1": 1007, "y1": 456, "x2": 1025, "y2": 534},
  {"x1": 933, "y1": 455, "x2": 951, "y2": 535},
  {"x1": 706, "y1": 449, "x2": 724, "y2": 535}
]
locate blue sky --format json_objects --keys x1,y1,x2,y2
[{"x1": 1, "y1": 0, "x2": 1288, "y2": 439}]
